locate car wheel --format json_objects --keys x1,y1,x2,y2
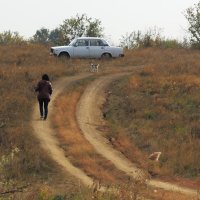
[
  {"x1": 101, "y1": 53, "x2": 112, "y2": 59},
  {"x1": 59, "y1": 52, "x2": 70, "y2": 59}
]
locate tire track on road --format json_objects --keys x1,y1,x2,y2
[
  {"x1": 32, "y1": 73, "x2": 95, "y2": 187},
  {"x1": 76, "y1": 73, "x2": 198, "y2": 197}
]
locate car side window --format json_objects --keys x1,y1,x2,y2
[
  {"x1": 76, "y1": 39, "x2": 89, "y2": 46},
  {"x1": 98, "y1": 40, "x2": 104, "y2": 46},
  {"x1": 90, "y1": 39, "x2": 103, "y2": 46}
]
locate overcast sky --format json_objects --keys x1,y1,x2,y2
[{"x1": 0, "y1": 0, "x2": 199, "y2": 44}]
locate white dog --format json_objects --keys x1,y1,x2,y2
[{"x1": 90, "y1": 63, "x2": 99, "y2": 72}]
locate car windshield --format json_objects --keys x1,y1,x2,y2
[
  {"x1": 68, "y1": 38, "x2": 77, "y2": 46},
  {"x1": 101, "y1": 39, "x2": 110, "y2": 46}
]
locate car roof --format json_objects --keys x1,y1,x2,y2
[{"x1": 76, "y1": 37, "x2": 103, "y2": 40}]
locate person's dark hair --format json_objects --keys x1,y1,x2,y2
[{"x1": 42, "y1": 74, "x2": 50, "y2": 81}]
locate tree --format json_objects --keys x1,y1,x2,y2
[
  {"x1": 32, "y1": 27, "x2": 50, "y2": 45},
  {"x1": 185, "y1": 2, "x2": 200, "y2": 47},
  {"x1": 120, "y1": 27, "x2": 162, "y2": 49},
  {"x1": 85, "y1": 18, "x2": 103, "y2": 37},
  {"x1": 120, "y1": 31, "x2": 142, "y2": 49},
  {"x1": 49, "y1": 28, "x2": 64, "y2": 45},
  {"x1": 0, "y1": 31, "x2": 25, "y2": 45},
  {"x1": 141, "y1": 28, "x2": 162, "y2": 48},
  {"x1": 30, "y1": 14, "x2": 104, "y2": 45},
  {"x1": 60, "y1": 14, "x2": 104, "y2": 44}
]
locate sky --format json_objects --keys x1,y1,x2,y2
[{"x1": 0, "y1": 0, "x2": 199, "y2": 45}]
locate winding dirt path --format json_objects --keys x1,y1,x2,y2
[
  {"x1": 76, "y1": 73, "x2": 146, "y2": 181},
  {"x1": 32, "y1": 73, "x2": 94, "y2": 187},
  {"x1": 32, "y1": 71, "x2": 198, "y2": 197},
  {"x1": 76, "y1": 73, "x2": 199, "y2": 197}
]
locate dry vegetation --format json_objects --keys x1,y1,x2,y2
[
  {"x1": 103, "y1": 48, "x2": 200, "y2": 188},
  {"x1": 0, "y1": 44, "x2": 95, "y2": 199},
  {"x1": 0, "y1": 44, "x2": 200, "y2": 199},
  {"x1": 52, "y1": 79, "x2": 131, "y2": 185}
]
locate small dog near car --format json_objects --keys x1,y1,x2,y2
[{"x1": 90, "y1": 63, "x2": 99, "y2": 72}]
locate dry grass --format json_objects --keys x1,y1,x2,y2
[
  {"x1": 0, "y1": 43, "x2": 130, "y2": 184},
  {"x1": 103, "y1": 48, "x2": 200, "y2": 190},
  {"x1": 1, "y1": 44, "x2": 200, "y2": 199},
  {"x1": 52, "y1": 82, "x2": 130, "y2": 185},
  {"x1": 0, "y1": 44, "x2": 95, "y2": 199},
  {"x1": 0, "y1": 45, "x2": 73, "y2": 177}
]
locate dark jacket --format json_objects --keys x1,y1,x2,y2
[{"x1": 35, "y1": 80, "x2": 52, "y2": 101}]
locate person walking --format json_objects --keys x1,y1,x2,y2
[{"x1": 35, "y1": 74, "x2": 52, "y2": 120}]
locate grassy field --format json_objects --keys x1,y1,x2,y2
[
  {"x1": 103, "y1": 48, "x2": 200, "y2": 185},
  {"x1": 0, "y1": 44, "x2": 92, "y2": 199},
  {"x1": 0, "y1": 44, "x2": 200, "y2": 199}
]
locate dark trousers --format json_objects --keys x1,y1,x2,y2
[{"x1": 38, "y1": 98, "x2": 49, "y2": 119}]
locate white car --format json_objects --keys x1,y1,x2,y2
[{"x1": 50, "y1": 37, "x2": 124, "y2": 59}]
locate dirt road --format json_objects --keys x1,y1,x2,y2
[
  {"x1": 32, "y1": 73, "x2": 94, "y2": 187},
  {"x1": 32, "y1": 72, "x2": 198, "y2": 197},
  {"x1": 76, "y1": 73, "x2": 198, "y2": 197},
  {"x1": 76, "y1": 73, "x2": 147, "y2": 181}
]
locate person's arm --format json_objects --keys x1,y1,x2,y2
[{"x1": 49, "y1": 83, "x2": 53, "y2": 95}]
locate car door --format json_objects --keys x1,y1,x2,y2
[
  {"x1": 73, "y1": 39, "x2": 90, "y2": 58},
  {"x1": 89, "y1": 39, "x2": 105, "y2": 58}
]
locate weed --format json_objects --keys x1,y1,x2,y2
[{"x1": 144, "y1": 111, "x2": 157, "y2": 120}]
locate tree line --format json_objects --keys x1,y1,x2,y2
[
  {"x1": 0, "y1": 14, "x2": 103, "y2": 46},
  {"x1": 1, "y1": 2, "x2": 200, "y2": 49}
]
